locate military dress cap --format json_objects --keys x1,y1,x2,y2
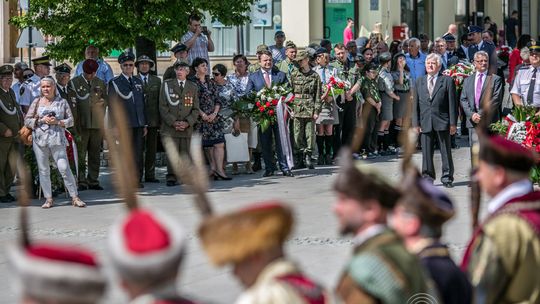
[
  {"x1": 118, "y1": 51, "x2": 135, "y2": 64},
  {"x1": 8, "y1": 242, "x2": 106, "y2": 303},
  {"x1": 32, "y1": 56, "x2": 52, "y2": 66},
  {"x1": 294, "y1": 50, "x2": 309, "y2": 62},
  {"x1": 198, "y1": 201, "x2": 293, "y2": 266},
  {"x1": 82, "y1": 59, "x2": 99, "y2": 74},
  {"x1": 0, "y1": 65, "x2": 14, "y2": 75},
  {"x1": 108, "y1": 208, "x2": 187, "y2": 282},
  {"x1": 467, "y1": 25, "x2": 483, "y2": 34},
  {"x1": 285, "y1": 40, "x2": 297, "y2": 49},
  {"x1": 13, "y1": 62, "x2": 28, "y2": 70},
  {"x1": 173, "y1": 60, "x2": 190, "y2": 69},
  {"x1": 527, "y1": 40, "x2": 540, "y2": 53},
  {"x1": 274, "y1": 30, "x2": 285, "y2": 38},
  {"x1": 398, "y1": 168, "x2": 455, "y2": 227},
  {"x1": 479, "y1": 135, "x2": 536, "y2": 173},
  {"x1": 170, "y1": 42, "x2": 187, "y2": 54},
  {"x1": 378, "y1": 52, "x2": 392, "y2": 64},
  {"x1": 135, "y1": 55, "x2": 155, "y2": 68},
  {"x1": 315, "y1": 47, "x2": 327, "y2": 56},
  {"x1": 256, "y1": 44, "x2": 269, "y2": 54},
  {"x1": 442, "y1": 33, "x2": 456, "y2": 42},
  {"x1": 54, "y1": 63, "x2": 72, "y2": 74}
]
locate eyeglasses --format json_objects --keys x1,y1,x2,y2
[
  {"x1": 212, "y1": 72, "x2": 221, "y2": 77},
  {"x1": 122, "y1": 64, "x2": 134, "y2": 67}
]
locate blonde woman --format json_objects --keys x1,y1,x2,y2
[{"x1": 25, "y1": 77, "x2": 84, "y2": 208}]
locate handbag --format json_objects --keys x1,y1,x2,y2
[
  {"x1": 19, "y1": 99, "x2": 39, "y2": 146},
  {"x1": 225, "y1": 132, "x2": 249, "y2": 162}
]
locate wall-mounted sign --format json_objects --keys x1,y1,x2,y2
[
  {"x1": 370, "y1": 0, "x2": 379, "y2": 11},
  {"x1": 252, "y1": 0, "x2": 273, "y2": 27}
]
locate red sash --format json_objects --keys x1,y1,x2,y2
[
  {"x1": 461, "y1": 191, "x2": 540, "y2": 270},
  {"x1": 276, "y1": 274, "x2": 327, "y2": 304}
]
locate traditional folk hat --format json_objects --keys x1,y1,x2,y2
[
  {"x1": 479, "y1": 135, "x2": 536, "y2": 173},
  {"x1": 0, "y1": 64, "x2": 14, "y2": 75},
  {"x1": 198, "y1": 202, "x2": 293, "y2": 266},
  {"x1": 8, "y1": 242, "x2": 107, "y2": 304},
  {"x1": 53, "y1": 63, "x2": 72, "y2": 74},
  {"x1": 32, "y1": 56, "x2": 52, "y2": 66},
  {"x1": 82, "y1": 59, "x2": 99, "y2": 74},
  {"x1": 108, "y1": 208, "x2": 187, "y2": 283},
  {"x1": 170, "y1": 43, "x2": 188, "y2": 54},
  {"x1": 333, "y1": 149, "x2": 400, "y2": 210},
  {"x1": 135, "y1": 55, "x2": 155, "y2": 68},
  {"x1": 118, "y1": 51, "x2": 135, "y2": 64},
  {"x1": 398, "y1": 168, "x2": 455, "y2": 227}
]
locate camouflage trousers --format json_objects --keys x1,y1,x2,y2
[{"x1": 293, "y1": 117, "x2": 316, "y2": 155}]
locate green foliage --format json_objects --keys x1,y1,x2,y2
[{"x1": 10, "y1": 0, "x2": 254, "y2": 62}]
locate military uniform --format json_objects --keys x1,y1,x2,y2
[
  {"x1": 275, "y1": 41, "x2": 298, "y2": 81},
  {"x1": 18, "y1": 73, "x2": 40, "y2": 111},
  {"x1": 108, "y1": 52, "x2": 146, "y2": 183},
  {"x1": 329, "y1": 58, "x2": 352, "y2": 157},
  {"x1": 0, "y1": 65, "x2": 23, "y2": 202},
  {"x1": 71, "y1": 72, "x2": 107, "y2": 189},
  {"x1": 290, "y1": 54, "x2": 322, "y2": 169},
  {"x1": 360, "y1": 74, "x2": 381, "y2": 154},
  {"x1": 462, "y1": 135, "x2": 540, "y2": 304},
  {"x1": 159, "y1": 74, "x2": 199, "y2": 184},
  {"x1": 511, "y1": 65, "x2": 540, "y2": 107}
]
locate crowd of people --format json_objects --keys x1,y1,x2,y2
[{"x1": 0, "y1": 12, "x2": 540, "y2": 304}]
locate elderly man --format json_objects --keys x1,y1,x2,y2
[
  {"x1": 74, "y1": 45, "x2": 114, "y2": 83},
  {"x1": 0, "y1": 65, "x2": 23, "y2": 203},
  {"x1": 405, "y1": 38, "x2": 427, "y2": 83},
  {"x1": 163, "y1": 43, "x2": 189, "y2": 81},
  {"x1": 413, "y1": 53, "x2": 457, "y2": 188},
  {"x1": 462, "y1": 135, "x2": 540, "y2": 303},
  {"x1": 511, "y1": 42, "x2": 540, "y2": 108},
  {"x1": 54, "y1": 63, "x2": 77, "y2": 122},
  {"x1": 181, "y1": 14, "x2": 215, "y2": 67}
]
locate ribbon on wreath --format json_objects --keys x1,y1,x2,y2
[{"x1": 276, "y1": 94, "x2": 295, "y2": 169}]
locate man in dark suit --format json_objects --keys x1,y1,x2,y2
[
  {"x1": 108, "y1": 52, "x2": 147, "y2": 188},
  {"x1": 460, "y1": 51, "x2": 503, "y2": 164},
  {"x1": 456, "y1": 34, "x2": 470, "y2": 61},
  {"x1": 413, "y1": 53, "x2": 457, "y2": 188},
  {"x1": 467, "y1": 25, "x2": 498, "y2": 75},
  {"x1": 434, "y1": 37, "x2": 459, "y2": 71},
  {"x1": 246, "y1": 50, "x2": 293, "y2": 177},
  {"x1": 135, "y1": 55, "x2": 162, "y2": 184}
]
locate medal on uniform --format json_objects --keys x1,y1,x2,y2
[{"x1": 184, "y1": 94, "x2": 193, "y2": 107}]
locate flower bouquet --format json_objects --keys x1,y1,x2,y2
[
  {"x1": 251, "y1": 84, "x2": 294, "y2": 132},
  {"x1": 497, "y1": 45, "x2": 511, "y2": 67},
  {"x1": 442, "y1": 61, "x2": 475, "y2": 91},
  {"x1": 491, "y1": 106, "x2": 540, "y2": 182},
  {"x1": 325, "y1": 76, "x2": 351, "y2": 98}
]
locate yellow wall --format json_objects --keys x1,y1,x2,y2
[{"x1": 434, "y1": 1, "x2": 457, "y2": 38}]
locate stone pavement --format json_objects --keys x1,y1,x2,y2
[{"x1": 0, "y1": 136, "x2": 482, "y2": 303}]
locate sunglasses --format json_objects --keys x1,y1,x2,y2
[
  {"x1": 212, "y1": 72, "x2": 221, "y2": 77},
  {"x1": 122, "y1": 64, "x2": 134, "y2": 67}
]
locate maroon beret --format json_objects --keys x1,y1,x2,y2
[
  {"x1": 480, "y1": 135, "x2": 536, "y2": 172},
  {"x1": 82, "y1": 59, "x2": 99, "y2": 74}
]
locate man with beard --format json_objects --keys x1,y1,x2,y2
[{"x1": 333, "y1": 151, "x2": 431, "y2": 303}]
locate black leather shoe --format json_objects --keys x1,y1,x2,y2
[
  {"x1": 443, "y1": 182, "x2": 454, "y2": 188},
  {"x1": 252, "y1": 159, "x2": 262, "y2": 172},
  {"x1": 78, "y1": 184, "x2": 88, "y2": 191},
  {"x1": 263, "y1": 170, "x2": 274, "y2": 177},
  {"x1": 282, "y1": 170, "x2": 294, "y2": 177},
  {"x1": 145, "y1": 178, "x2": 160, "y2": 183},
  {"x1": 89, "y1": 184, "x2": 104, "y2": 190},
  {"x1": 166, "y1": 180, "x2": 179, "y2": 187}
]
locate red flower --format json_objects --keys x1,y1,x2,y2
[
  {"x1": 259, "y1": 107, "x2": 265, "y2": 112},
  {"x1": 256, "y1": 101, "x2": 261, "y2": 107},
  {"x1": 268, "y1": 110, "x2": 275, "y2": 116},
  {"x1": 272, "y1": 99, "x2": 278, "y2": 106},
  {"x1": 265, "y1": 101, "x2": 271, "y2": 107},
  {"x1": 337, "y1": 82, "x2": 344, "y2": 89}
]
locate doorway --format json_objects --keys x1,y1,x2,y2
[{"x1": 323, "y1": 0, "x2": 357, "y2": 45}]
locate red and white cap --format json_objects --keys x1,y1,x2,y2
[
  {"x1": 8, "y1": 242, "x2": 106, "y2": 304},
  {"x1": 108, "y1": 208, "x2": 186, "y2": 282}
]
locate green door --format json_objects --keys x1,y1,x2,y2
[{"x1": 324, "y1": 0, "x2": 356, "y2": 45}]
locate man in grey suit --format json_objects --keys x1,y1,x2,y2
[
  {"x1": 413, "y1": 53, "x2": 457, "y2": 188},
  {"x1": 460, "y1": 51, "x2": 503, "y2": 163}
]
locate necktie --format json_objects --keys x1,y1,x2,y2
[
  {"x1": 527, "y1": 68, "x2": 537, "y2": 105},
  {"x1": 428, "y1": 76, "x2": 435, "y2": 97},
  {"x1": 263, "y1": 71, "x2": 271, "y2": 88},
  {"x1": 475, "y1": 73, "x2": 484, "y2": 108},
  {"x1": 179, "y1": 81, "x2": 184, "y2": 91},
  {"x1": 322, "y1": 67, "x2": 327, "y2": 83},
  {"x1": 128, "y1": 77, "x2": 133, "y2": 89},
  {"x1": 143, "y1": 76, "x2": 148, "y2": 86}
]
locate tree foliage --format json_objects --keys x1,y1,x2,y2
[{"x1": 10, "y1": 0, "x2": 254, "y2": 62}]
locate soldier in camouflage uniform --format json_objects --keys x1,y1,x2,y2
[
  {"x1": 290, "y1": 51, "x2": 322, "y2": 170},
  {"x1": 276, "y1": 41, "x2": 298, "y2": 81}
]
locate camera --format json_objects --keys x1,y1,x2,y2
[
  {"x1": 43, "y1": 110, "x2": 56, "y2": 117},
  {"x1": 202, "y1": 26, "x2": 209, "y2": 36}
]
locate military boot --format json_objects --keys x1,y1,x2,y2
[
  {"x1": 305, "y1": 153, "x2": 314, "y2": 169},
  {"x1": 295, "y1": 153, "x2": 305, "y2": 169}
]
